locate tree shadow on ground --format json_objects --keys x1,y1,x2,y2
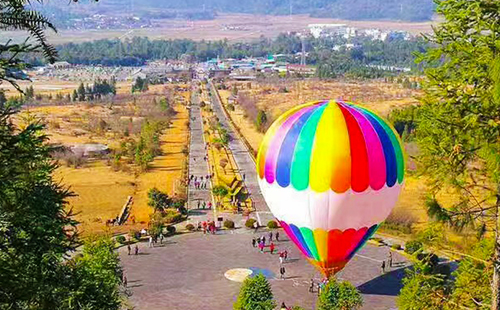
[{"x1": 357, "y1": 266, "x2": 408, "y2": 296}]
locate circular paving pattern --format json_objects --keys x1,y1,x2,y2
[{"x1": 224, "y1": 268, "x2": 253, "y2": 282}]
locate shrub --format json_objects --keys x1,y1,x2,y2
[
  {"x1": 185, "y1": 223, "x2": 195, "y2": 231},
  {"x1": 267, "y1": 220, "x2": 278, "y2": 229},
  {"x1": 245, "y1": 218, "x2": 257, "y2": 229},
  {"x1": 224, "y1": 220, "x2": 235, "y2": 229},
  {"x1": 129, "y1": 229, "x2": 141, "y2": 240},
  {"x1": 405, "y1": 240, "x2": 423, "y2": 255},
  {"x1": 166, "y1": 225, "x2": 176, "y2": 235},
  {"x1": 115, "y1": 235, "x2": 126, "y2": 244},
  {"x1": 391, "y1": 244, "x2": 402, "y2": 250}
]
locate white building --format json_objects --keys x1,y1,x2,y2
[{"x1": 309, "y1": 24, "x2": 351, "y2": 39}]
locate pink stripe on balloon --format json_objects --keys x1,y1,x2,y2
[
  {"x1": 280, "y1": 221, "x2": 311, "y2": 258},
  {"x1": 264, "y1": 106, "x2": 314, "y2": 184},
  {"x1": 342, "y1": 104, "x2": 386, "y2": 190}
]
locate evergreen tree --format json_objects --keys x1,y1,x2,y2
[
  {"x1": 317, "y1": 279, "x2": 363, "y2": 310},
  {"x1": 71, "y1": 89, "x2": 78, "y2": 102},
  {"x1": 413, "y1": 1, "x2": 500, "y2": 308},
  {"x1": 234, "y1": 274, "x2": 275, "y2": 310},
  {"x1": 77, "y1": 82, "x2": 86, "y2": 101}
]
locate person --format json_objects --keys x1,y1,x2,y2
[
  {"x1": 148, "y1": 235, "x2": 153, "y2": 248},
  {"x1": 283, "y1": 250, "x2": 288, "y2": 261},
  {"x1": 123, "y1": 274, "x2": 127, "y2": 287},
  {"x1": 269, "y1": 242, "x2": 275, "y2": 254},
  {"x1": 269, "y1": 231, "x2": 273, "y2": 242},
  {"x1": 262, "y1": 236, "x2": 266, "y2": 245},
  {"x1": 127, "y1": 244, "x2": 131, "y2": 255},
  {"x1": 381, "y1": 260, "x2": 386, "y2": 273},
  {"x1": 243, "y1": 173, "x2": 246, "y2": 181},
  {"x1": 280, "y1": 302, "x2": 287, "y2": 310},
  {"x1": 276, "y1": 231, "x2": 279, "y2": 241},
  {"x1": 252, "y1": 238, "x2": 256, "y2": 248},
  {"x1": 309, "y1": 278, "x2": 314, "y2": 293},
  {"x1": 279, "y1": 253, "x2": 283, "y2": 265},
  {"x1": 259, "y1": 241, "x2": 264, "y2": 253},
  {"x1": 280, "y1": 266, "x2": 286, "y2": 280},
  {"x1": 202, "y1": 201, "x2": 206, "y2": 209},
  {"x1": 208, "y1": 202, "x2": 212, "y2": 209},
  {"x1": 134, "y1": 244, "x2": 139, "y2": 255},
  {"x1": 389, "y1": 251, "x2": 393, "y2": 268},
  {"x1": 160, "y1": 233, "x2": 164, "y2": 244},
  {"x1": 253, "y1": 221, "x2": 258, "y2": 232},
  {"x1": 197, "y1": 200, "x2": 201, "y2": 209}
]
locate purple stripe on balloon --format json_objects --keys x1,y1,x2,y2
[
  {"x1": 341, "y1": 104, "x2": 386, "y2": 191},
  {"x1": 264, "y1": 107, "x2": 312, "y2": 184},
  {"x1": 280, "y1": 221, "x2": 312, "y2": 258}
]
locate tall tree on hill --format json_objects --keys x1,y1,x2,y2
[{"x1": 415, "y1": 0, "x2": 500, "y2": 309}]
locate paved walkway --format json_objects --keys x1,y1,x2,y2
[
  {"x1": 121, "y1": 229, "x2": 407, "y2": 310},
  {"x1": 208, "y1": 82, "x2": 274, "y2": 225},
  {"x1": 187, "y1": 91, "x2": 213, "y2": 218}
]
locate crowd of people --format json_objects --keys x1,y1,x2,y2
[{"x1": 188, "y1": 174, "x2": 212, "y2": 190}]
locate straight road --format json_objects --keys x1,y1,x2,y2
[
  {"x1": 187, "y1": 91, "x2": 212, "y2": 215},
  {"x1": 207, "y1": 81, "x2": 274, "y2": 225}
]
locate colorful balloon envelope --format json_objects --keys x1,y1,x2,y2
[{"x1": 257, "y1": 100, "x2": 405, "y2": 278}]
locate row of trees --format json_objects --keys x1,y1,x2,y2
[{"x1": 54, "y1": 34, "x2": 427, "y2": 79}]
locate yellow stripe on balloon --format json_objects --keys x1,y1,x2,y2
[
  {"x1": 313, "y1": 229, "x2": 328, "y2": 262},
  {"x1": 257, "y1": 101, "x2": 321, "y2": 179},
  {"x1": 309, "y1": 101, "x2": 351, "y2": 193}
]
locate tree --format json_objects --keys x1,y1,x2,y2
[
  {"x1": 71, "y1": 89, "x2": 78, "y2": 102},
  {"x1": 25, "y1": 85, "x2": 34, "y2": 100},
  {"x1": 63, "y1": 236, "x2": 123, "y2": 310},
  {"x1": 317, "y1": 279, "x2": 363, "y2": 310},
  {"x1": 147, "y1": 187, "x2": 171, "y2": 212},
  {"x1": 397, "y1": 259, "x2": 447, "y2": 310},
  {"x1": 414, "y1": 1, "x2": 500, "y2": 308},
  {"x1": 77, "y1": 82, "x2": 86, "y2": 101},
  {"x1": 234, "y1": 274, "x2": 275, "y2": 310},
  {"x1": 255, "y1": 110, "x2": 268, "y2": 133}
]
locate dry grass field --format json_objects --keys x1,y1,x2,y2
[
  {"x1": 0, "y1": 14, "x2": 435, "y2": 44},
  {"x1": 17, "y1": 83, "x2": 190, "y2": 235}
]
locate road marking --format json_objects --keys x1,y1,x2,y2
[
  {"x1": 355, "y1": 254, "x2": 384, "y2": 263},
  {"x1": 255, "y1": 212, "x2": 262, "y2": 226}
]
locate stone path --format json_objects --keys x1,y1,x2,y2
[
  {"x1": 187, "y1": 91, "x2": 213, "y2": 218},
  {"x1": 207, "y1": 81, "x2": 274, "y2": 225},
  {"x1": 121, "y1": 229, "x2": 407, "y2": 310}
]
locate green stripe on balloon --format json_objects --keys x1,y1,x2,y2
[
  {"x1": 300, "y1": 227, "x2": 320, "y2": 261},
  {"x1": 290, "y1": 104, "x2": 326, "y2": 190},
  {"x1": 354, "y1": 106, "x2": 405, "y2": 184}
]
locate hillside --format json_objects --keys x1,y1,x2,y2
[{"x1": 36, "y1": 0, "x2": 435, "y2": 22}]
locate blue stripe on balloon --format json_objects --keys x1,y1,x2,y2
[
  {"x1": 347, "y1": 224, "x2": 379, "y2": 260},
  {"x1": 290, "y1": 223, "x2": 313, "y2": 258},
  {"x1": 351, "y1": 106, "x2": 397, "y2": 187},
  {"x1": 276, "y1": 106, "x2": 317, "y2": 187}
]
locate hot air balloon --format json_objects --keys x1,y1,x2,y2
[{"x1": 257, "y1": 100, "x2": 405, "y2": 278}]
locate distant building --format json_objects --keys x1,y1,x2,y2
[
  {"x1": 286, "y1": 64, "x2": 316, "y2": 76},
  {"x1": 48, "y1": 61, "x2": 72, "y2": 69},
  {"x1": 308, "y1": 24, "x2": 355, "y2": 39}
]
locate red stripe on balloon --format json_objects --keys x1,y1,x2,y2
[{"x1": 338, "y1": 103, "x2": 370, "y2": 192}]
